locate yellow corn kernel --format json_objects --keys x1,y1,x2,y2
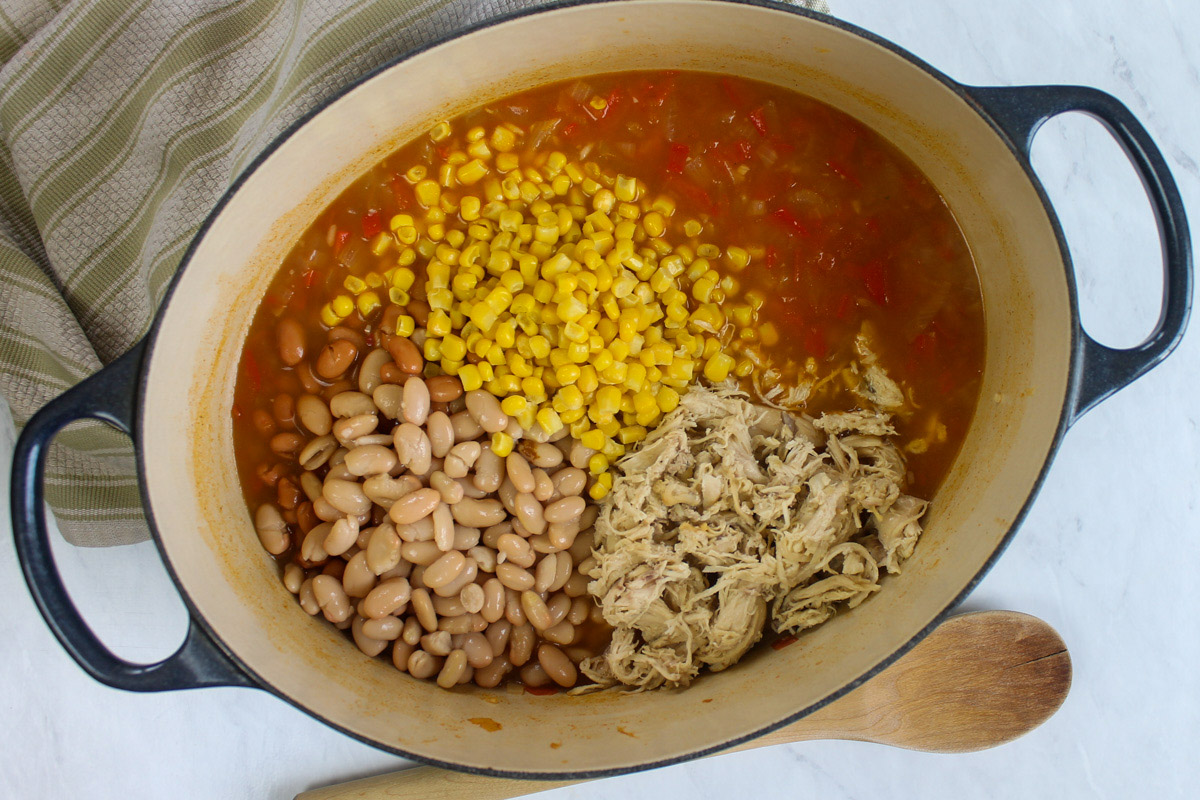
[
  {"x1": 394, "y1": 315, "x2": 415, "y2": 337},
  {"x1": 319, "y1": 303, "x2": 340, "y2": 327},
  {"x1": 343, "y1": 275, "x2": 367, "y2": 295},
  {"x1": 553, "y1": 363, "x2": 580, "y2": 385},
  {"x1": 422, "y1": 338, "x2": 441, "y2": 362},
  {"x1": 331, "y1": 295, "x2": 354, "y2": 318},
  {"x1": 596, "y1": 418, "x2": 621, "y2": 438},
  {"x1": 734, "y1": 358, "x2": 755, "y2": 378},
  {"x1": 458, "y1": 364, "x2": 483, "y2": 391},
  {"x1": 521, "y1": 376, "x2": 545, "y2": 399},
  {"x1": 635, "y1": 407, "x2": 660, "y2": 427},
  {"x1": 618, "y1": 425, "x2": 647, "y2": 445},
  {"x1": 429, "y1": 121, "x2": 451, "y2": 142},
  {"x1": 683, "y1": 219, "x2": 703, "y2": 237},
  {"x1": 601, "y1": 438, "x2": 626, "y2": 460},
  {"x1": 492, "y1": 374, "x2": 522, "y2": 395},
  {"x1": 632, "y1": 388, "x2": 657, "y2": 415},
  {"x1": 589, "y1": 471, "x2": 613, "y2": 500},
  {"x1": 666, "y1": 359, "x2": 694, "y2": 383},
  {"x1": 587, "y1": 452, "x2": 608, "y2": 476},
  {"x1": 554, "y1": 385, "x2": 585, "y2": 411},
  {"x1": 536, "y1": 407, "x2": 564, "y2": 435},
  {"x1": 594, "y1": 385, "x2": 621, "y2": 416},
  {"x1": 760, "y1": 322, "x2": 780, "y2": 347},
  {"x1": 581, "y1": 432, "x2": 607, "y2": 455},
  {"x1": 729, "y1": 304, "x2": 755, "y2": 329},
  {"x1": 642, "y1": 210, "x2": 666, "y2": 238},
  {"x1": 415, "y1": 179, "x2": 441, "y2": 207},
  {"x1": 425, "y1": 310, "x2": 451, "y2": 338},
  {"x1": 500, "y1": 396, "x2": 528, "y2": 416},
  {"x1": 490, "y1": 431, "x2": 515, "y2": 458},
  {"x1": 526, "y1": 335, "x2": 550, "y2": 360},
  {"x1": 567, "y1": 342, "x2": 590, "y2": 363},
  {"x1": 703, "y1": 352, "x2": 736, "y2": 382},
  {"x1": 439, "y1": 334, "x2": 468, "y2": 362},
  {"x1": 693, "y1": 277, "x2": 716, "y2": 303},
  {"x1": 577, "y1": 365, "x2": 599, "y2": 394},
  {"x1": 356, "y1": 291, "x2": 381, "y2": 317}
]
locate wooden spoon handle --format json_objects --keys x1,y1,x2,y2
[{"x1": 296, "y1": 610, "x2": 1070, "y2": 800}]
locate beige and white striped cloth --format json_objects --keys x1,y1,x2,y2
[{"x1": 0, "y1": 0, "x2": 826, "y2": 547}]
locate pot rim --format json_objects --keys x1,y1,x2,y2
[{"x1": 135, "y1": 0, "x2": 1082, "y2": 779}]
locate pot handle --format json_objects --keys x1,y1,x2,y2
[
  {"x1": 966, "y1": 84, "x2": 1192, "y2": 424},
  {"x1": 9, "y1": 339, "x2": 257, "y2": 692}
]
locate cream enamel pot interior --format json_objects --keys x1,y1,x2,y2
[{"x1": 11, "y1": 0, "x2": 1192, "y2": 778}]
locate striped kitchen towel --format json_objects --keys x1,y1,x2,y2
[{"x1": 0, "y1": 0, "x2": 827, "y2": 547}]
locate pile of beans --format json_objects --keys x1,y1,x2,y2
[{"x1": 253, "y1": 311, "x2": 606, "y2": 691}]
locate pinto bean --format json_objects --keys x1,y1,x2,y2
[
  {"x1": 371, "y1": 384, "x2": 403, "y2": 419},
  {"x1": 342, "y1": 551, "x2": 377, "y2": 598},
  {"x1": 426, "y1": 411, "x2": 455, "y2": 458},
  {"x1": 426, "y1": 374, "x2": 464, "y2": 402},
  {"x1": 366, "y1": 523, "x2": 401, "y2": 575},
  {"x1": 269, "y1": 432, "x2": 304, "y2": 457},
  {"x1": 276, "y1": 318, "x2": 306, "y2": 366},
  {"x1": 544, "y1": 495, "x2": 586, "y2": 524},
  {"x1": 389, "y1": 488, "x2": 442, "y2": 525},
  {"x1": 330, "y1": 391, "x2": 376, "y2": 418},
  {"x1": 316, "y1": 339, "x2": 358, "y2": 380},
  {"x1": 451, "y1": 497, "x2": 506, "y2": 528},
  {"x1": 401, "y1": 376, "x2": 431, "y2": 426},
  {"x1": 312, "y1": 574, "x2": 352, "y2": 623},
  {"x1": 496, "y1": 562, "x2": 535, "y2": 592},
  {"x1": 322, "y1": 479, "x2": 371, "y2": 516},
  {"x1": 333, "y1": 413, "x2": 378, "y2": 443},
  {"x1": 358, "y1": 348, "x2": 391, "y2": 394},
  {"x1": 387, "y1": 336, "x2": 424, "y2": 374},
  {"x1": 537, "y1": 643, "x2": 577, "y2": 687},
  {"x1": 472, "y1": 448, "x2": 504, "y2": 493},
  {"x1": 254, "y1": 503, "x2": 289, "y2": 555},
  {"x1": 363, "y1": 577, "x2": 412, "y2": 619},
  {"x1": 449, "y1": 410, "x2": 484, "y2": 441},
  {"x1": 344, "y1": 444, "x2": 398, "y2": 477}
]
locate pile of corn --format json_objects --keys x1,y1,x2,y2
[{"x1": 322, "y1": 118, "x2": 779, "y2": 497}]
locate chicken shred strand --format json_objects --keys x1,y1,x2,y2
[{"x1": 579, "y1": 383, "x2": 927, "y2": 691}]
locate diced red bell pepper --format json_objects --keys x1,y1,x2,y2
[
  {"x1": 805, "y1": 327, "x2": 829, "y2": 360},
  {"x1": 332, "y1": 229, "x2": 351, "y2": 257},
  {"x1": 770, "y1": 207, "x2": 810, "y2": 237},
  {"x1": 666, "y1": 142, "x2": 690, "y2": 174},
  {"x1": 836, "y1": 292, "x2": 854, "y2": 320},
  {"x1": 720, "y1": 76, "x2": 747, "y2": 108},
  {"x1": 826, "y1": 159, "x2": 861, "y2": 187},
  {"x1": 765, "y1": 246, "x2": 779, "y2": 271},
  {"x1": 771, "y1": 635, "x2": 798, "y2": 651},
  {"x1": 524, "y1": 685, "x2": 560, "y2": 696},
  {"x1": 862, "y1": 259, "x2": 888, "y2": 305},
  {"x1": 390, "y1": 174, "x2": 411, "y2": 210},
  {"x1": 561, "y1": 122, "x2": 579, "y2": 138},
  {"x1": 748, "y1": 106, "x2": 769, "y2": 137},
  {"x1": 302, "y1": 268, "x2": 318, "y2": 289},
  {"x1": 361, "y1": 209, "x2": 382, "y2": 238}
]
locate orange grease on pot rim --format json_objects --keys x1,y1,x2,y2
[{"x1": 468, "y1": 717, "x2": 502, "y2": 732}]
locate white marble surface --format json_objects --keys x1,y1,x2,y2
[{"x1": 3, "y1": 0, "x2": 1198, "y2": 797}]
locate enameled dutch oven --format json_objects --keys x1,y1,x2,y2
[{"x1": 11, "y1": 0, "x2": 1192, "y2": 778}]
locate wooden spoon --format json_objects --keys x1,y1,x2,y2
[{"x1": 296, "y1": 610, "x2": 1070, "y2": 800}]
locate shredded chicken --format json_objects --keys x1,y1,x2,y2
[{"x1": 580, "y1": 383, "x2": 928, "y2": 691}]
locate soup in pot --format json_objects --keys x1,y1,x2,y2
[{"x1": 231, "y1": 70, "x2": 985, "y2": 692}]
